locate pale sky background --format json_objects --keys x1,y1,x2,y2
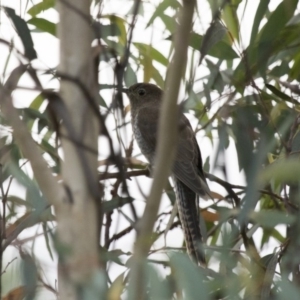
[{"x1": 0, "y1": 0, "x2": 287, "y2": 299}]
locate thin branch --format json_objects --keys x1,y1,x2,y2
[
  {"x1": 1, "y1": 257, "x2": 17, "y2": 275},
  {"x1": 99, "y1": 169, "x2": 149, "y2": 181},
  {"x1": 107, "y1": 225, "x2": 133, "y2": 248}
]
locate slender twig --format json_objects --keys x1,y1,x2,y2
[
  {"x1": 104, "y1": 211, "x2": 113, "y2": 249},
  {"x1": 38, "y1": 275, "x2": 58, "y2": 296},
  {"x1": 107, "y1": 225, "x2": 133, "y2": 248},
  {"x1": 1, "y1": 257, "x2": 17, "y2": 275},
  {"x1": 99, "y1": 169, "x2": 149, "y2": 180}
]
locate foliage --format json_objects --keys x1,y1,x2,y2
[{"x1": 1, "y1": 0, "x2": 300, "y2": 299}]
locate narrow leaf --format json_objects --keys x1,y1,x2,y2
[
  {"x1": 265, "y1": 84, "x2": 291, "y2": 100},
  {"x1": 4, "y1": 7, "x2": 37, "y2": 60},
  {"x1": 102, "y1": 197, "x2": 134, "y2": 213},
  {"x1": 250, "y1": 0, "x2": 270, "y2": 44},
  {"x1": 200, "y1": 21, "x2": 227, "y2": 63},
  {"x1": 27, "y1": 18, "x2": 56, "y2": 36},
  {"x1": 169, "y1": 253, "x2": 209, "y2": 299},
  {"x1": 134, "y1": 43, "x2": 168, "y2": 66},
  {"x1": 251, "y1": 210, "x2": 295, "y2": 228},
  {"x1": 222, "y1": 2, "x2": 240, "y2": 42},
  {"x1": 260, "y1": 252, "x2": 279, "y2": 299},
  {"x1": 27, "y1": 0, "x2": 55, "y2": 17}
]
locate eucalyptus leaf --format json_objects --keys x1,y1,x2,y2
[
  {"x1": 251, "y1": 210, "x2": 295, "y2": 228},
  {"x1": 169, "y1": 253, "x2": 209, "y2": 300},
  {"x1": 27, "y1": 18, "x2": 56, "y2": 36},
  {"x1": 4, "y1": 7, "x2": 37, "y2": 60},
  {"x1": 27, "y1": 0, "x2": 55, "y2": 17},
  {"x1": 102, "y1": 197, "x2": 134, "y2": 213},
  {"x1": 259, "y1": 158, "x2": 300, "y2": 185}
]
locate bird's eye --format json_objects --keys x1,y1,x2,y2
[{"x1": 137, "y1": 88, "x2": 146, "y2": 96}]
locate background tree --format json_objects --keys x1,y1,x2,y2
[{"x1": 1, "y1": 0, "x2": 300, "y2": 299}]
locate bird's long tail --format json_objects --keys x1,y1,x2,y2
[{"x1": 174, "y1": 179, "x2": 206, "y2": 266}]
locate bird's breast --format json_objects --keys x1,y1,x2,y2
[{"x1": 132, "y1": 114, "x2": 155, "y2": 164}]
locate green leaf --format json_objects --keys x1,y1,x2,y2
[
  {"x1": 151, "y1": 64, "x2": 164, "y2": 88},
  {"x1": 27, "y1": 18, "x2": 56, "y2": 36},
  {"x1": 190, "y1": 33, "x2": 238, "y2": 61},
  {"x1": 277, "y1": 278, "x2": 300, "y2": 300},
  {"x1": 146, "y1": 265, "x2": 171, "y2": 299},
  {"x1": 260, "y1": 252, "x2": 279, "y2": 299},
  {"x1": 250, "y1": 0, "x2": 270, "y2": 44},
  {"x1": 269, "y1": 61, "x2": 290, "y2": 77},
  {"x1": 27, "y1": 0, "x2": 55, "y2": 17},
  {"x1": 7, "y1": 196, "x2": 33, "y2": 208},
  {"x1": 200, "y1": 21, "x2": 227, "y2": 63},
  {"x1": 203, "y1": 82, "x2": 212, "y2": 108},
  {"x1": 39, "y1": 139, "x2": 57, "y2": 161},
  {"x1": 209, "y1": 40, "x2": 238, "y2": 60},
  {"x1": 21, "y1": 252, "x2": 38, "y2": 299},
  {"x1": 231, "y1": 106, "x2": 256, "y2": 173},
  {"x1": 259, "y1": 158, "x2": 300, "y2": 185},
  {"x1": 259, "y1": 0, "x2": 298, "y2": 43},
  {"x1": 160, "y1": 14, "x2": 176, "y2": 32},
  {"x1": 141, "y1": 55, "x2": 153, "y2": 83},
  {"x1": 4, "y1": 7, "x2": 37, "y2": 60},
  {"x1": 102, "y1": 197, "x2": 134, "y2": 213},
  {"x1": 134, "y1": 43, "x2": 168, "y2": 66},
  {"x1": 97, "y1": 94, "x2": 108, "y2": 108},
  {"x1": 124, "y1": 65, "x2": 137, "y2": 87},
  {"x1": 251, "y1": 210, "x2": 295, "y2": 228},
  {"x1": 93, "y1": 22, "x2": 121, "y2": 40},
  {"x1": 169, "y1": 253, "x2": 209, "y2": 299},
  {"x1": 289, "y1": 51, "x2": 300, "y2": 81},
  {"x1": 22, "y1": 107, "x2": 46, "y2": 122},
  {"x1": 231, "y1": 50, "x2": 257, "y2": 92},
  {"x1": 103, "y1": 249, "x2": 126, "y2": 266},
  {"x1": 43, "y1": 222, "x2": 54, "y2": 260},
  {"x1": 101, "y1": 15, "x2": 126, "y2": 45},
  {"x1": 218, "y1": 123, "x2": 230, "y2": 150},
  {"x1": 222, "y1": 2, "x2": 241, "y2": 42},
  {"x1": 146, "y1": 0, "x2": 180, "y2": 28},
  {"x1": 127, "y1": 1, "x2": 144, "y2": 16},
  {"x1": 207, "y1": 0, "x2": 225, "y2": 16},
  {"x1": 265, "y1": 84, "x2": 291, "y2": 100},
  {"x1": 291, "y1": 131, "x2": 300, "y2": 155},
  {"x1": 257, "y1": 0, "x2": 298, "y2": 76},
  {"x1": 105, "y1": 40, "x2": 125, "y2": 57},
  {"x1": 261, "y1": 228, "x2": 285, "y2": 247},
  {"x1": 30, "y1": 94, "x2": 45, "y2": 110},
  {"x1": 206, "y1": 59, "x2": 225, "y2": 93}
]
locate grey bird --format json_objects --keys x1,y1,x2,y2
[{"x1": 122, "y1": 83, "x2": 211, "y2": 265}]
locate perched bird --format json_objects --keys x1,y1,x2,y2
[{"x1": 122, "y1": 83, "x2": 211, "y2": 266}]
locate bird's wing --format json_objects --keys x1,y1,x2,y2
[{"x1": 172, "y1": 114, "x2": 210, "y2": 197}]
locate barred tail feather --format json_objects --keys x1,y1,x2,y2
[{"x1": 174, "y1": 179, "x2": 206, "y2": 266}]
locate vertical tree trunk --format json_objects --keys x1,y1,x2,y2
[{"x1": 56, "y1": 0, "x2": 102, "y2": 298}]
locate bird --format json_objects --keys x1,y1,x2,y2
[{"x1": 122, "y1": 82, "x2": 211, "y2": 266}]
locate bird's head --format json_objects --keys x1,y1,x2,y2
[{"x1": 122, "y1": 83, "x2": 163, "y2": 110}]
